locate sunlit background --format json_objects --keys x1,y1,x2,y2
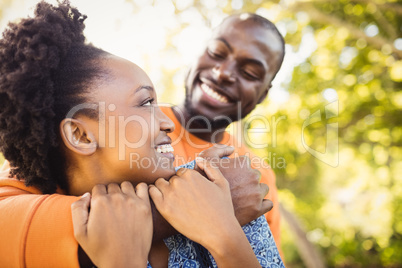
[{"x1": 1, "y1": 0, "x2": 401, "y2": 267}]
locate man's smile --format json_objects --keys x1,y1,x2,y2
[
  {"x1": 200, "y1": 83, "x2": 229, "y2": 103},
  {"x1": 195, "y1": 76, "x2": 238, "y2": 107}
]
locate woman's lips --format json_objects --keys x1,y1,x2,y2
[
  {"x1": 155, "y1": 144, "x2": 175, "y2": 160},
  {"x1": 156, "y1": 144, "x2": 174, "y2": 153}
]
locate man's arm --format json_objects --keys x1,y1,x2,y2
[
  {"x1": 0, "y1": 192, "x2": 81, "y2": 267},
  {"x1": 0, "y1": 152, "x2": 273, "y2": 267}
]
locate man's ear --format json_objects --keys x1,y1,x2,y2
[
  {"x1": 257, "y1": 84, "x2": 271, "y2": 104},
  {"x1": 60, "y1": 118, "x2": 97, "y2": 155}
]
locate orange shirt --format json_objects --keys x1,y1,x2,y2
[
  {"x1": 0, "y1": 161, "x2": 80, "y2": 268},
  {"x1": 163, "y1": 106, "x2": 282, "y2": 254}
]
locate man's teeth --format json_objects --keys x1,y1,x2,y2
[
  {"x1": 200, "y1": 83, "x2": 229, "y2": 103},
  {"x1": 156, "y1": 144, "x2": 174, "y2": 153}
]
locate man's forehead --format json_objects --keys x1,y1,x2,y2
[
  {"x1": 211, "y1": 18, "x2": 282, "y2": 56},
  {"x1": 209, "y1": 17, "x2": 283, "y2": 76},
  {"x1": 212, "y1": 17, "x2": 280, "y2": 44},
  {"x1": 214, "y1": 15, "x2": 261, "y2": 31}
]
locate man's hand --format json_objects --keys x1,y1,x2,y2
[
  {"x1": 197, "y1": 145, "x2": 273, "y2": 226},
  {"x1": 197, "y1": 144, "x2": 235, "y2": 160},
  {"x1": 219, "y1": 156, "x2": 273, "y2": 226}
]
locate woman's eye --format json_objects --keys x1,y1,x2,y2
[{"x1": 142, "y1": 98, "x2": 154, "y2": 106}]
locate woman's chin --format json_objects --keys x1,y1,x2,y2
[{"x1": 151, "y1": 167, "x2": 176, "y2": 182}]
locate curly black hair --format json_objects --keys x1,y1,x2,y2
[{"x1": 0, "y1": 1, "x2": 106, "y2": 193}]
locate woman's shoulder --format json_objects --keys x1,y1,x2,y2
[{"x1": 0, "y1": 160, "x2": 42, "y2": 196}]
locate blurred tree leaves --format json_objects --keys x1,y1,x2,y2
[
  {"x1": 0, "y1": 0, "x2": 401, "y2": 267},
  {"x1": 165, "y1": 0, "x2": 401, "y2": 267},
  {"x1": 249, "y1": 0, "x2": 402, "y2": 267}
]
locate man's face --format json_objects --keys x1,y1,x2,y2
[{"x1": 184, "y1": 16, "x2": 283, "y2": 124}]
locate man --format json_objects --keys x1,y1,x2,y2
[{"x1": 162, "y1": 12, "x2": 285, "y2": 254}]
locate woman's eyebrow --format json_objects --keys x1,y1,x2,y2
[{"x1": 134, "y1": 85, "x2": 154, "y2": 93}]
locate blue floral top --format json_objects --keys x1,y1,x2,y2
[{"x1": 146, "y1": 160, "x2": 285, "y2": 268}]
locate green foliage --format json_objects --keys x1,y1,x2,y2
[
  {"x1": 250, "y1": 1, "x2": 402, "y2": 267},
  {"x1": 186, "y1": 0, "x2": 401, "y2": 267},
  {"x1": 1, "y1": 0, "x2": 400, "y2": 267}
]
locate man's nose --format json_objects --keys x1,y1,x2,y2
[{"x1": 212, "y1": 60, "x2": 236, "y2": 83}]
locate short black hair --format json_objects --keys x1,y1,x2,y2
[
  {"x1": 223, "y1": 13, "x2": 285, "y2": 77},
  {"x1": 0, "y1": 1, "x2": 106, "y2": 193}
]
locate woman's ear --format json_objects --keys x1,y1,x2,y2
[{"x1": 60, "y1": 118, "x2": 97, "y2": 155}]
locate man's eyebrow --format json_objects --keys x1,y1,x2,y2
[
  {"x1": 134, "y1": 85, "x2": 154, "y2": 93},
  {"x1": 216, "y1": 38, "x2": 233, "y2": 52},
  {"x1": 215, "y1": 38, "x2": 266, "y2": 71},
  {"x1": 243, "y1": 58, "x2": 266, "y2": 71}
]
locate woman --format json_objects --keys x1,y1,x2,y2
[{"x1": 0, "y1": 1, "x2": 284, "y2": 267}]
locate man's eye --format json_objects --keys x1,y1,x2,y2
[
  {"x1": 242, "y1": 70, "x2": 259, "y2": 80},
  {"x1": 208, "y1": 49, "x2": 225, "y2": 59}
]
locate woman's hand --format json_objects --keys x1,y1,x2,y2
[
  {"x1": 149, "y1": 158, "x2": 261, "y2": 268},
  {"x1": 149, "y1": 158, "x2": 235, "y2": 245},
  {"x1": 71, "y1": 182, "x2": 153, "y2": 268}
]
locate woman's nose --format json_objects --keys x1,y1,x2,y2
[{"x1": 157, "y1": 107, "x2": 175, "y2": 133}]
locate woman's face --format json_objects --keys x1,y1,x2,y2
[{"x1": 70, "y1": 55, "x2": 176, "y2": 192}]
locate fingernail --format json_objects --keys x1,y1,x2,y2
[
  {"x1": 176, "y1": 168, "x2": 187, "y2": 175},
  {"x1": 82, "y1": 192, "x2": 90, "y2": 198},
  {"x1": 196, "y1": 157, "x2": 205, "y2": 162}
]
